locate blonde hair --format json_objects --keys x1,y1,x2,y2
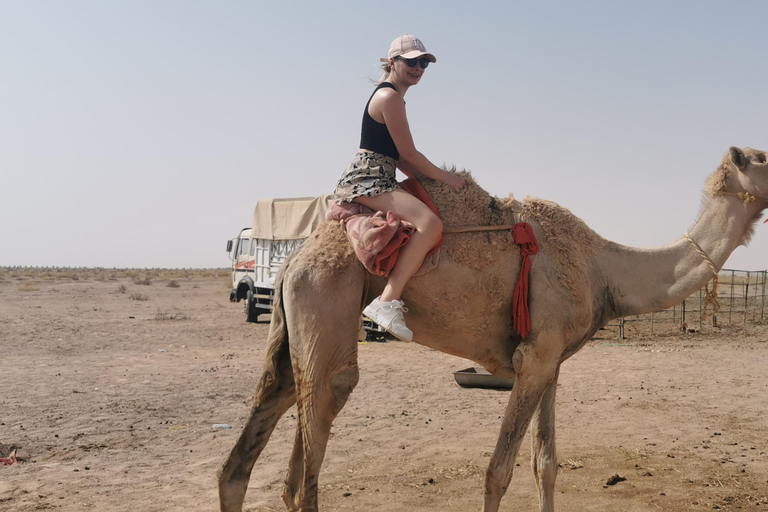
[{"x1": 372, "y1": 61, "x2": 391, "y2": 86}]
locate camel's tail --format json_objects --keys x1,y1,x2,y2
[
  {"x1": 256, "y1": 255, "x2": 296, "y2": 401},
  {"x1": 218, "y1": 255, "x2": 297, "y2": 512}
]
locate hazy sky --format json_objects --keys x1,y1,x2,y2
[{"x1": 2, "y1": 1, "x2": 767, "y2": 269}]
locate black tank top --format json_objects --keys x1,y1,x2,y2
[{"x1": 359, "y1": 82, "x2": 399, "y2": 161}]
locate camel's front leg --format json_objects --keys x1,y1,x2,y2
[
  {"x1": 483, "y1": 345, "x2": 558, "y2": 512},
  {"x1": 531, "y1": 365, "x2": 560, "y2": 512}
]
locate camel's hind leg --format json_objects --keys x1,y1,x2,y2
[
  {"x1": 219, "y1": 253, "x2": 300, "y2": 512},
  {"x1": 280, "y1": 265, "x2": 364, "y2": 511},
  {"x1": 531, "y1": 365, "x2": 560, "y2": 512},
  {"x1": 218, "y1": 322, "x2": 296, "y2": 511},
  {"x1": 483, "y1": 341, "x2": 559, "y2": 512}
]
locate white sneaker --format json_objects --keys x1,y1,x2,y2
[{"x1": 363, "y1": 297, "x2": 413, "y2": 342}]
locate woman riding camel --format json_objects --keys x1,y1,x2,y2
[{"x1": 334, "y1": 34, "x2": 466, "y2": 341}]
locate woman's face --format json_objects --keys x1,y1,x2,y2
[{"x1": 390, "y1": 57, "x2": 425, "y2": 86}]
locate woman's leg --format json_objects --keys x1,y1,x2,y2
[{"x1": 354, "y1": 188, "x2": 443, "y2": 301}]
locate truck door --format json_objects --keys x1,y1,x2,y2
[{"x1": 233, "y1": 237, "x2": 253, "y2": 286}]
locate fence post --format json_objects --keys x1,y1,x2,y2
[
  {"x1": 698, "y1": 288, "x2": 703, "y2": 331},
  {"x1": 729, "y1": 269, "x2": 735, "y2": 324},
  {"x1": 755, "y1": 271, "x2": 761, "y2": 322},
  {"x1": 762, "y1": 270, "x2": 766, "y2": 321},
  {"x1": 744, "y1": 271, "x2": 750, "y2": 325},
  {"x1": 682, "y1": 299, "x2": 686, "y2": 326}
]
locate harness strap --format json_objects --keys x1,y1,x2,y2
[
  {"x1": 443, "y1": 224, "x2": 515, "y2": 234},
  {"x1": 443, "y1": 222, "x2": 539, "y2": 339}
]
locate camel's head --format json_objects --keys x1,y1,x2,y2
[
  {"x1": 726, "y1": 146, "x2": 768, "y2": 202},
  {"x1": 707, "y1": 147, "x2": 768, "y2": 207}
]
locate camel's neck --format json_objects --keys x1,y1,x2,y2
[{"x1": 601, "y1": 193, "x2": 763, "y2": 318}]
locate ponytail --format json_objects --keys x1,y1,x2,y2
[{"x1": 372, "y1": 62, "x2": 391, "y2": 86}]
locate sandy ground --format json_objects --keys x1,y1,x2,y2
[{"x1": 1, "y1": 273, "x2": 767, "y2": 511}]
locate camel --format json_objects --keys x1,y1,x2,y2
[{"x1": 218, "y1": 146, "x2": 768, "y2": 512}]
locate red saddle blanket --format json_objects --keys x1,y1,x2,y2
[{"x1": 326, "y1": 177, "x2": 443, "y2": 278}]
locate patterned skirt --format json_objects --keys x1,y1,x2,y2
[{"x1": 334, "y1": 151, "x2": 398, "y2": 204}]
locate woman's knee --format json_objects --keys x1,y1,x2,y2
[{"x1": 420, "y1": 213, "x2": 443, "y2": 242}]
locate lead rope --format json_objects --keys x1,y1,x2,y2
[
  {"x1": 683, "y1": 233, "x2": 721, "y2": 319},
  {"x1": 689, "y1": 188, "x2": 768, "y2": 316},
  {"x1": 717, "y1": 191, "x2": 758, "y2": 205}
]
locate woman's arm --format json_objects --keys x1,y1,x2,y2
[{"x1": 375, "y1": 89, "x2": 465, "y2": 191}]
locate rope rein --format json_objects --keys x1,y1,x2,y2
[
  {"x1": 682, "y1": 233, "x2": 721, "y2": 319},
  {"x1": 716, "y1": 191, "x2": 763, "y2": 205},
  {"x1": 442, "y1": 224, "x2": 515, "y2": 234}
]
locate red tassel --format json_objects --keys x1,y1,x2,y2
[{"x1": 511, "y1": 223, "x2": 539, "y2": 339}]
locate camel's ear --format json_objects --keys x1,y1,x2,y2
[{"x1": 730, "y1": 146, "x2": 746, "y2": 171}]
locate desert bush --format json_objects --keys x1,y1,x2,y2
[
  {"x1": 167, "y1": 280, "x2": 180, "y2": 288},
  {"x1": 18, "y1": 280, "x2": 40, "y2": 292},
  {"x1": 116, "y1": 284, "x2": 128, "y2": 294},
  {"x1": 134, "y1": 278, "x2": 151, "y2": 286},
  {"x1": 130, "y1": 293, "x2": 148, "y2": 301},
  {"x1": 155, "y1": 308, "x2": 188, "y2": 321}
]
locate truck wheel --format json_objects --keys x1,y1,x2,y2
[{"x1": 245, "y1": 289, "x2": 259, "y2": 323}]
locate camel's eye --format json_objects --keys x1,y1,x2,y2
[{"x1": 755, "y1": 153, "x2": 767, "y2": 164}]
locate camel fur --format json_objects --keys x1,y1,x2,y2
[{"x1": 218, "y1": 147, "x2": 768, "y2": 512}]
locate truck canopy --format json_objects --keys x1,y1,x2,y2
[{"x1": 251, "y1": 194, "x2": 336, "y2": 240}]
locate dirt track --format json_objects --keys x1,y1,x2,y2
[{"x1": 1, "y1": 271, "x2": 767, "y2": 511}]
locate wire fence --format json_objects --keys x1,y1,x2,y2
[{"x1": 605, "y1": 269, "x2": 767, "y2": 339}]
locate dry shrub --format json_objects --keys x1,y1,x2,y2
[
  {"x1": 95, "y1": 270, "x2": 117, "y2": 282},
  {"x1": 130, "y1": 293, "x2": 148, "y2": 301},
  {"x1": 134, "y1": 278, "x2": 151, "y2": 286},
  {"x1": 167, "y1": 280, "x2": 180, "y2": 288},
  {"x1": 116, "y1": 284, "x2": 128, "y2": 294},
  {"x1": 18, "y1": 280, "x2": 39, "y2": 292},
  {"x1": 155, "y1": 308, "x2": 188, "y2": 321}
]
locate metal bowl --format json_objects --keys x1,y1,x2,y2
[{"x1": 453, "y1": 367, "x2": 515, "y2": 390}]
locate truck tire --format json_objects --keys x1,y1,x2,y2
[{"x1": 245, "y1": 289, "x2": 259, "y2": 323}]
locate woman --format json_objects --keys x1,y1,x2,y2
[{"x1": 335, "y1": 34, "x2": 466, "y2": 341}]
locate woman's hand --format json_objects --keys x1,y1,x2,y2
[{"x1": 442, "y1": 172, "x2": 466, "y2": 192}]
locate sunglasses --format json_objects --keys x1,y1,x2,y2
[{"x1": 397, "y1": 57, "x2": 430, "y2": 69}]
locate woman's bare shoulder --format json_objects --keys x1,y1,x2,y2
[{"x1": 373, "y1": 86, "x2": 401, "y2": 100}]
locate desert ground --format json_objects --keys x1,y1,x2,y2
[{"x1": 1, "y1": 268, "x2": 767, "y2": 511}]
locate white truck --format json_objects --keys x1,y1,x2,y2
[
  {"x1": 226, "y1": 195, "x2": 388, "y2": 339},
  {"x1": 226, "y1": 195, "x2": 335, "y2": 322}
]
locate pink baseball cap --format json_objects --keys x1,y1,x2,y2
[{"x1": 380, "y1": 34, "x2": 436, "y2": 63}]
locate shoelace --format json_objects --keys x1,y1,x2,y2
[{"x1": 386, "y1": 300, "x2": 408, "y2": 313}]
